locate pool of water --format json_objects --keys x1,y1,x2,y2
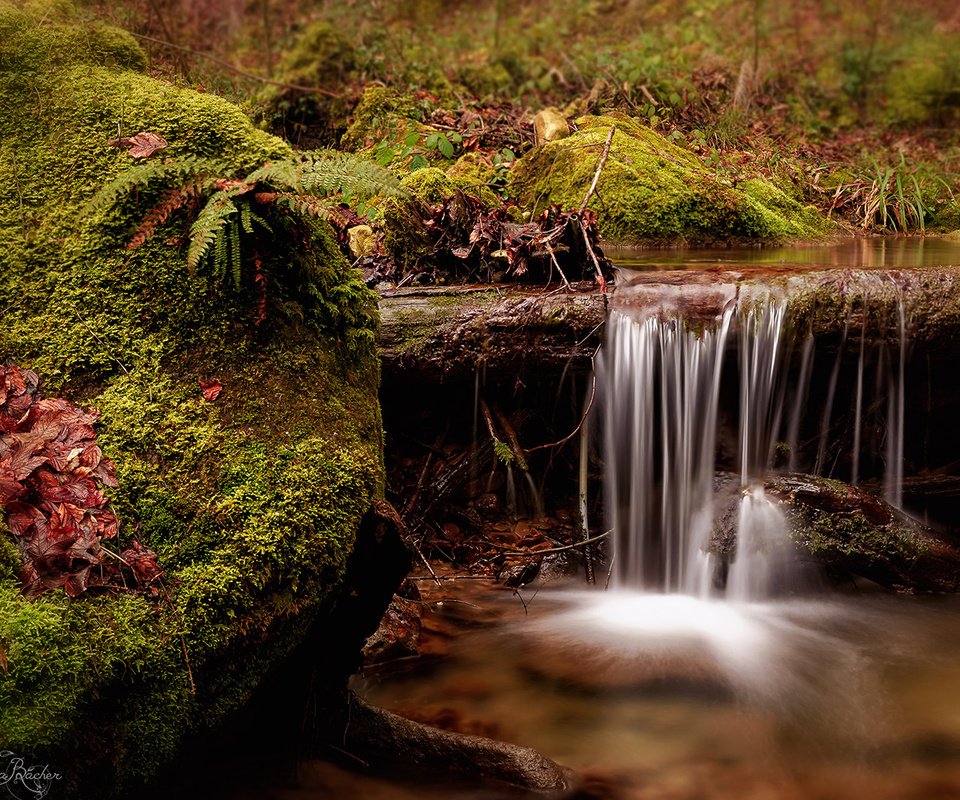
[
  {"x1": 609, "y1": 236, "x2": 960, "y2": 273},
  {"x1": 342, "y1": 582, "x2": 960, "y2": 800}
]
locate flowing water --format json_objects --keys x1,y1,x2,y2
[{"x1": 215, "y1": 240, "x2": 960, "y2": 800}]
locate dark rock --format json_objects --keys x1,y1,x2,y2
[
  {"x1": 498, "y1": 555, "x2": 543, "y2": 587},
  {"x1": 765, "y1": 474, "x2": 960, "y2": 593},
  {"x1": 337, "y1": 694, "x2": 573, "y2": 795},
  {"x1": 475, "y1": 492, "x2": 502, "y2": 517},
  {"x1": 363, "y1": 594, "x2": 423, "y2": 665}
]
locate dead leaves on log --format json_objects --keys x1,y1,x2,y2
[
  {"x1": 0, "y1": 366, "x2": 162, "y2": 598},
  {"x1": 332, "y1": 192, "x2": 614, "y2": 289}
]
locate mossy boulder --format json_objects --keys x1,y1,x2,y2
[
  {"x1": 507, "y1": 113, "x2": 830, "y2": 245},
  {"x1": 256, "y1": 19, "x2": 359, "y2": 148},
  {"x1": 341, "y1": 85, "x2": 429, "y2": 153},
  {"x1": 764, "y1": 475, "x2": 960, "y2": 592},
  {"x1": 0, "y1": 2, "x2": 382, "y2": 795}
]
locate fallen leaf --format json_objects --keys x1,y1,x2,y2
[
  {"x1": 200, "y1": 379, "x2": 222, "y2": 401},
  {"x1": 108, "y1": 131, "x2": 169, "y2": 159}
]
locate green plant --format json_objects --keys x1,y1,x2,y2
[
  {"x1": 90, "y1": 150, "x2": 404, "y2": 294},
  {"x1": 858, "y1": 157, "x2": 931, "y2": 232},
  {"x1": 373, "y1": 127, "x2": 463, "y2": 171}
]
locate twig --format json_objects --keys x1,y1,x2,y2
[
  {"x1": 512, "y1": 586, "x2": 539, "y2": 615},
  {"x1": 582, "y1": 225, "x2": 608, "y2": 294},
  {"x1": 159, "y1": 579, "x2": 196, "y2": 696},
  {"x1": 579, "y1": 414, "x2": 595, "y2": 585},
  {"x1": 404, "y1": 452, "x2": 433, "y2": 518},
  {"x1": 493, "y1": 406, "x2": 528, "y2": 471},
  {"x1": 180, "y1": 633, "x2": 197, "y2": 696},
  {"x1": 604, "y1": 551, "x2": 616, "y2": 590},
  {"x1": 73, "y1": 311, "x2": 132, "y2": 377},
  {"x1": 128, "y1": 32, "x2": 343, "y2": 97},
  {"x1": 502, "y1": 529, "x2": 611, "y2": 556},
  {"x1": 405, "y1": 535, "x2": 443, "y2": 586},
  {"x1": 526, "y1": 373, "x2": 597, "y2": 453},
  {"x1": 543, "y1": 240, "x2": 573, "y2": 290},
  {"x1": 578, "y1": 126, "x2": 615, "y2": 215},
  {"x1": 326, "y1": 743, "x2": 370, "y2": 768}
]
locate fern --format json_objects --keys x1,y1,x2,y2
[
  {"x1": 91, "y1": 149, "x2": 399, "y2": 343},
  {"x1": 86, "y1": 157, "x2": 228, "y2": 219},
  {"x1": 187, "y1": 194, "x2": 237, "y2": 274},
  {"x1": 229, "y1": 220, "x2": 242, "y2": 290}
]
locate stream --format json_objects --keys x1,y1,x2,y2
[
  {"x1": 217, "y1": 238, "x2": 960, "y2": 800},
  {"x1": 349, "y1": 582, "x2": 960, "y2": 800}
]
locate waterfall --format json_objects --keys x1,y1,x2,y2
[
  {"x1": 600, "y1": 308, "x2": 732, "y2": 594},
  {"x1": 599, "y1": 292, "x2": 910, "y2": 600}
]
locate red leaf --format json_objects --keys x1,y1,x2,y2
[
  {"x1": 0, "y1": 367, "x2": 159, "y2": 597},
  {"x1": 200, "y1": 379, "x2": 222, "y2": 401}
]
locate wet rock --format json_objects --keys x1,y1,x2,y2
[
  {"x1": 363, "y1": 580, "x2": 423, "y2": 666},
  {"x1": 764, "y1": 474, "x2": 960, "y2": 593},
  {"x1": 534, "y1": 108, "x2": 571, "y2": 144},
  {"x1": 498, "y1": 555, "x2": 543, "y2": 587},
  {"x1": 340, "y1": 694, "x2": 574, "y2": 795},
  {"x1": 475, "y1": 492, "x2": 502, "y2": 517}
]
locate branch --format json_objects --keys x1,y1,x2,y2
[
  {"x1": 578, "y1": 126, "x2": 615, "y2": 215},
  {"x1": 502, "y1": 529, "x2": 611, "y2": 555}
]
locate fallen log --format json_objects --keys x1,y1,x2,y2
[{"x1": 377, "y1": 284, "x2": 607, "y2": 378}]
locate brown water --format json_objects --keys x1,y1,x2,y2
[
  {"x1": 335, "y1": 582, "x2": 960, "y2": 800},
  {"x1": 609, "y1": 235, "x2": 960, "y2": 273}
]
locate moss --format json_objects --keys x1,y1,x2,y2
[
  {"x1": 0, "y1": 3, "x2": 381, "y2": 794},
  {"x1": 793, "y1": 508, "x2": 927, "y2": 563},
  {"x1": 507, "y1": 113, "x2": 831, "y2": 244},
  {"x1": 380, "y1": 168, "x2": 453, "y2": 269},
  {"x1": 884, "y1": 34, "x2": 960, "y2": 127},
  {"x1": 0, "y1": 2, "x2": 146, "y2": 73},
  {"x1": 340, "y1": 85, "x2": 424, "y2": 153},
  {"x1": 455, "y1": 60, "x2": 515, "y2": 99},
  {"x1": 255, "y1": 20, "x2": 358, "y2": 147},
  {"x1": 446, "y1": 152, "x2": 501, "y2": 206}
]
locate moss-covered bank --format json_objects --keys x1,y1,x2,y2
[
  {"x1": 0, "y1": 2, "x2": 382, "y2": 794},
  {"x1": 508, "y1": 113, "x2": 830, "y2": 245}
]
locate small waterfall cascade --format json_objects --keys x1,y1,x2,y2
[
  {"x1": 599, "y1": 291, "x2": 911, "y2": 600},
  {"x1": 601, "y1": 309, "x2": 733, "y2": 593}
]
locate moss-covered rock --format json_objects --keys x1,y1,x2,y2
[
  {"x1": 0, "y1": 2, "x2": 382, "y2": 794},
  {"x1": 380, "y1": 168, "x2": 454, "y2": 270},
  {"x1": 764, "y1": 475, "x2": 960, "y2": 592},
  {"x1": 256, "y1": 20, "x2": 359, "y2": 147},
  {"x1": 341, "y1": 85, "x2": 428, "y2": 153},
  {"x1": 507, "y1": 113, "x2": 830, "y2": 245}
]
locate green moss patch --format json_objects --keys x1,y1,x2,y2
[
  {"x1": 507, "y1": 113, "x2": 830, "y2": 245},
  {"x1": 0, "y1": 2, "x2": 382, "y2": 793}
]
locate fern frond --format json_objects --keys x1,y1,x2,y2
[
  {"x1": 240, "y1": 204, "x2": 253, "y2": 235},
  {"x1": 125, "y1": 180, "x2": 202, "y2": 250},
  {"x1": 245, "y1": 209, "x2": 274, "y2": 234},
  {"x1": 275, "y1": 191, "x2": 334, "y2": 220},
  {"x1": 298, "y1": 151, "x2": 405, "y2": 200},
  {"x1": 214, "y1": 226, "x2": 228, "y2": 283},
  {"x1": 229, "y1": 220, "x2": 242, "y2": 290},
  {"x1": 86, "y1": 156, "x2": 230, "y2": 218},
  {"x1": 244, "y1": 159, "x2": 304, "y2": 193},
  {"x1": 187, "y1": 194, "x2": 238, "y2": 274}
]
